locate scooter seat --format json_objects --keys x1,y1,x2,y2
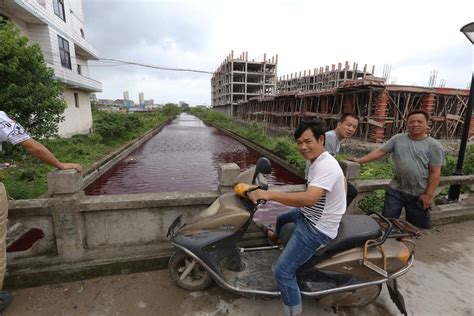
[{"x1": 280, "y1": 214, "x2": 381, "y2": 256}]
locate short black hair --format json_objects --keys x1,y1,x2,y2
[
  {"x1": 339, "y1": 113, "x2": 359, "y2": 123},
  {"x1": 294, "y1": 120, "x2": 328, "y2": 140},
  {"x1": 407, "y1": 110, "x2": 429, "y2": 122}
]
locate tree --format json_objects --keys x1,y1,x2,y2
[
  {"x1": 0, "y1": 19, "x2": 66, "y2": 139},
  {"x1": 162, "y1": 103, "x2": 181, "y2": 117}
]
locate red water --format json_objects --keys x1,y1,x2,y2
[{"x1": 85, "y1": 114, "x2": 304, "y2": 198}]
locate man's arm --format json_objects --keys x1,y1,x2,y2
[
  {"x1": 419, "y1": 165, "x2": 441, "y2": 209},
  {"x1": 20, "y1": 139, "x2": 81, "y2": 172},
  {"x1": 248, "y1": 186, "x2": 326, "y2": 207},
  {"x1": 349, "y1": 148, "x2": 386, "y2": 164}
]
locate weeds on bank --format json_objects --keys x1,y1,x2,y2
[{"x1": 0, "y1": 111, "x2": 170, "y2": 199}]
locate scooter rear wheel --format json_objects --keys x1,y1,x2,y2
[{"x1": 169, "y1": 250, "x2": 213, "y2": 291}]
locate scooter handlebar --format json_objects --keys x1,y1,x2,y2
[
  {"x1": 233, "y1": 183, "x2": 268, "y2": 205},
  {"x1": 245, "y1": 185, "x2": 268, "y2": 205}
]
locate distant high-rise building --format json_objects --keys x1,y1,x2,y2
[
  {"x1": 138, "y1": 92, "x2": 145, "y2": 109},
  {"x1": 123, "y1": 91, "x2": 129, "y2": 100},
  {"x1": 144, "y1": 99, "x2": 154, "y2": 106}
]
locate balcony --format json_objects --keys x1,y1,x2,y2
[{"x1": 53, "y1": 67, "x2": 102, "y2": 92}]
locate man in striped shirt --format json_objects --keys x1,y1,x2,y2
[{"x1": 248, "y1": 120, "x2": 346, "y2": 316}]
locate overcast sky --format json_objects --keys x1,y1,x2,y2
[{"x1": 83, "y1": 0, "x2": 474, "y2": 106}]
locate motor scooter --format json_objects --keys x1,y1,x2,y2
[{"x1": 167, "y1": 157, "x2": 419, "y2": 314}]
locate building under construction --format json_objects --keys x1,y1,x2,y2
[
  {"x1": 225, "y1": 61, "x2": 470, "y2": 142},
  {"x1": 212, "y1": 51, "x2": 278, "y2": 116}
]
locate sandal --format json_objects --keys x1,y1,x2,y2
[{"x1": 261, "y1": 224, "x2": 281, "y2": 246}]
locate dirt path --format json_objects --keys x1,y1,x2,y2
[{"x1": 4, "y1": 221, "x2": 474, "y2": 316}]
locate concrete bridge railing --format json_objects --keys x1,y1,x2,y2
[{"x1": 5, "y1": 162, "x2": 474, "y2": 288}]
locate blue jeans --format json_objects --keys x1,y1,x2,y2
[
  {"x1": 383, "y1": 187, "x2": 431, "y2": 229},
  {"x1": 272, "y1": 208, "x2": 332, "y2": 316}
]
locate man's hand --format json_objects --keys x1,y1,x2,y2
[
  {"x1": 348, "y1": 157, "x2": 361, "y2": 163},
  {"x1": 419, "y1": 193, "x2": 433, "y2": 210},
  {"x1": 59, "y1": 163, "x2": 82, "y2": 173},
  {"x1": 247, "y1": 189, "x2": 270, "y2": 204}
]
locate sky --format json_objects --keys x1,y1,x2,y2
[{"x1": 82, "y1": 0, "x2": 474, "y2": 106}]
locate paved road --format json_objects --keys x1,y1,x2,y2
[{"x1": 4, "y1": 221, "x2": 474, "y2": 316}]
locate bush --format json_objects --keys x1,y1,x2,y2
[
  {"x1": 358, "y1": 190, "x2": 385, "y2": 213},
  {"x1": 94, "y1": 112, "x2": 144, "y2": 140},
  {"x1": 162, "y1": 103, "x2": 181, "y2": 117},
  {"x1": 0, "y1": 19, "x2": 66, "y2": 139}
]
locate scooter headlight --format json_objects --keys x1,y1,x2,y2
[{"x1": 234, "y1": 183, "x2": 250, "y2": 198}]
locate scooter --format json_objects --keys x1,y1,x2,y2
[{"x1": 167, "y1": 157, "x2": 419, "y2": 314}]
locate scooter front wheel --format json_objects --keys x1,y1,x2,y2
[{"x1": 168, "y1": 250, "x2": 213, "y2": 291}]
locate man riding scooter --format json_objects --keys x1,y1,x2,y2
[{"x1": 248, "y1": 119, "x2": 346, "y2": 316}]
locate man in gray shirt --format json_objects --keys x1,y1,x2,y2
[{"x1": 351, "y1": 110, "x2": 445, "y2": 228}]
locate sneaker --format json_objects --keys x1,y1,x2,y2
[{"x1": 0, "y1": 291, "x2": 11, "y2": 313}]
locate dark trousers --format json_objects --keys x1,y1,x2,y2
[{"x1": 382, "y1": 187, "x2": 431, "y2": 229}]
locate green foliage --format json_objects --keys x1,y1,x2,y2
[
  {"x1": 441, "y1": 144, "x2": 474, "y2": 176},
  {"x1": 358, "y1": 190, "x2": 385, "y2": 213},
  {"x1": 271, "y1": 137, "x2": 306, "y2": 174},
  {"x1": 94, "y1": 112, "x2": 144, "y2": 140},
  {"x1": 162, "y1": 103, "x2": 181, "y2": 117},
  {"x1": 0, "y1": 20, "x2": 66, "y2": 138},
  {"x1": 359, "y1": 162, "x2": 393, "y2": 180}
]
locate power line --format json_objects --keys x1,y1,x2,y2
[
  {"x1": 98, "y1": 58, "x2": 214, "y2": 74},
  {"x1": 38, "y1": 52, "x2": 214, "y2": 74},
  {"x1": 10, "y1": 49, "x2": 215, "y2": 74}
]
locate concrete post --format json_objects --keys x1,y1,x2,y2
[
  {"x1": 48, "y1": 169, "x2": 83, "y2": 196},
  {"x1": 338, "y1": 160, "x2": 360, "y2": 180},
  {"x1": 339, "y1": 160, "x2": 362, "y2": 214},
  {"x1": 218, "y1": 163, "x2": 240, "y2": 193},
  {"x1": 47, "y1": 170, "x2": 85, "y2": 262}
]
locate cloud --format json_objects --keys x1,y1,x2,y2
[{"x1": 82, "y1": 0, "x2": 474, "y2": 105}]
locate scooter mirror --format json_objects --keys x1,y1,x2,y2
[
  {"x1": 255, "y1": 157, "x2": 272, "y2": 174},
  {"x1": 252, "y1": 157, "x2": 272, "y2": 185}
]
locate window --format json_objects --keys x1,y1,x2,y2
[
  {"x1": 53, "y1": 0, "x2": 66, "y2": 21},
  {"x1": 80, "y1": 28, "x2": 85, "y2": 38},
  {"x1": 58, "y1": 35, "x2": 71, "y2": 69},
  {"x1": 74, "y1": 93, "x2": 79, "y2": 108},
  {"x1": 77, "y1": 64, "x2": 82, "y2": 75}
]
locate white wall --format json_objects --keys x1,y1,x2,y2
[
  {"x1": 58, "y1": 89, "x2": 93, "y2": 137},
  {"x1": 0, "y1": 7, "x2": 29, "y2": 37}
]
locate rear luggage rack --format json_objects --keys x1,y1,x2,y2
[{"x1": 373, "y1": 215, "x2": 420, "y2": 239}]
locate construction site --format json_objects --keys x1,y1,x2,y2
[{"x1": 211, "y1": 52, "x2": 472, "y2": 142}]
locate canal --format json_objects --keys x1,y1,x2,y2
[{"x1": 85, "y1": 113, "x2": 304, "y2": 197}]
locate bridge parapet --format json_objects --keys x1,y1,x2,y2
[{"x1": 5, "y1": 165, "x2": 474, "y2": 288}]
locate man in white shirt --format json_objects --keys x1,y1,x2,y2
[
  {"x1": 249, "y1": 120, "x2": 346, "y2": 316},
  {"x1": 0, "y1": 111, "x2": 81, "y2": 312}
]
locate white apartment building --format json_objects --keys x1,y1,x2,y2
[{"x1": 0, "y1": 0, "x2": 102, "y2": 137}]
